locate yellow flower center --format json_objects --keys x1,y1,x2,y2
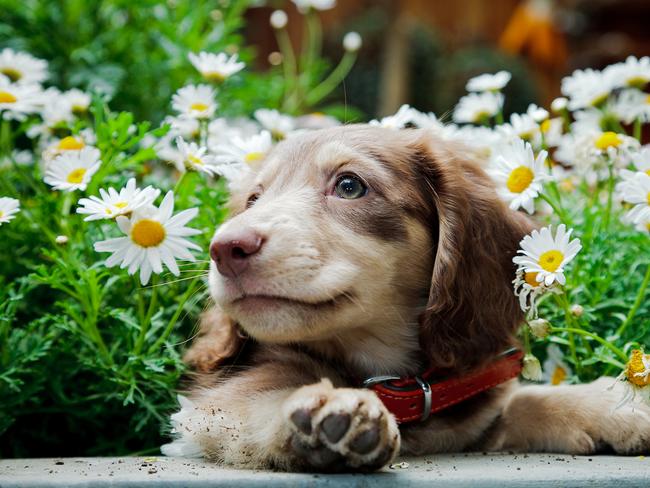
[
  {"x1": 72, "y1": 104, "x2": 87, "y2": 115},
  {"x1": 190, "y1": 102, "x2": 208, "y2": 112},
  {"x1": 57, "y1": 136, "x2": 85, "y2": 151},
  {"x1": 473, "y1": 110, "x2": 491, "y2": 123},
  {"x1": 66, "y1": 168, "x2": 87, "y2": 184},
  {"x1": 627, "y1": 76, "x2": 648, "y2": 89},
  {"x1": 646, "y1": 94, "x2": 650, "y2": 105},
  {"x1": 205, "y1": 71, "x2": 226, "y2": 83},
  {"x1": 506, "y1": 166, "x2": 534, "y2": 193},
  {"x1": 551, "y1": 365, "x2": 567, "y2": 385},
  {"x1": 115, "y1": 201, "x2": 128, "y2": 209},
  {"x1": 540, "y1": 119, "x2": 551, "y2": 133},
  {"x1": 0, "y1": 210, "x2": 4, "y2": 218},
  {"x1": 519, "y1": 131, "x2": 534, "y2": 142},
  {"x1": 647, "y1": 191, "x2": 650, "y2": 206},
  {"x1": 188, "y1": 155, "x2": 203, "y2": 166},
  {"x1": 0, "y1": 91, "x2": 17, "y2": 104},
  {"x1": 594, "y1": 131, "x2": 621, "y2": 150},
  {"x1": 626, "y1": 350, "x2": 650, "y2": 387},
  {"x1": 0, "y1": 68, "x2": 21, "y2": 82},
  {"x1": 645, "y1": 169, "x2": 650, "y2": 177},
  {"x1": 559, "y1": 178, "x2": 575, "y2": 192},
  {"x1": 539, "y1": 250, "x2": 564, "y2": 272},
  {"x1": 524, "y1": 271, "x2": 539, "y2": 287},
  {"x1": 590, "y1": 93, "x2": 609, "y2": 107},
  {"x1": 245, "y1": 152, "x2": 263, "y2": 164},
  {"x1": 131, "y1": 219, "x2": 166, "y2": 248}
]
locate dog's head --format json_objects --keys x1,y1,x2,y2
[{"x1": 207, "y1": 125, "x2": 532, "y2": 373}]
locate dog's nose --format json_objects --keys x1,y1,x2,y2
[{"x1": 210, "y1": 229, "x2": 263, "y2": 278}]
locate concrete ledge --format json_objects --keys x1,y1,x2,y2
[{"x1": 1, "y1": 453, "x2": 649, "y2": 487}]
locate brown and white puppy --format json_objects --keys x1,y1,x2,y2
[{"x1": 163, "y1": 126, "x2": 650, "y2": 471}]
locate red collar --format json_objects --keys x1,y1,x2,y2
[{"x1": 363, "y1": 348, "x2": 523, "y2": 424}]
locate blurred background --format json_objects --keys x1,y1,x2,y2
[{"x1": 2, "y1": 0, "x2": 650, "y2": 124}]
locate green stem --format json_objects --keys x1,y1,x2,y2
[
  {"x1": 303, "y1": 11, "x2": 322, "y2": 81},
  {"x1": 602, "y1": 159, "x2": 615, "y2": 232},
  {"x1": 633, "y1": 118, "x2": 642, "y2": 142},
  {"x1": 553, "y1": 293, "x2": 581, "y2": 373},
  {"x1": 495, "y1": 109, "x2": 504, "y2": 125},
  {"x1": 550, "y1": 326, "x2": 627, "y2": 364},
  {"x1": 147, "y1": 277, "x2": 201, "y2": 354},
  {"x1": 306, "y1": 51, "x2": 357, "y2": 107},
  {"x1": 275, "y1": 27, "x2": 299, "y2": 112},
  {"x1": 616, "y1": 264, "x2": 650, "y2": 339},
  {"x1": 134, "y1": 278, "x2": 158, "y2": 355},
  {"x1": 0, "y1": 118, "x2": 11, "y2": 155},
  {"x1": 538, "y1": 191, "x2": 571, "y2": 226}
]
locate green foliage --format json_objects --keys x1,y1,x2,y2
[
  {"x1": 0, "y1": 104, "x2": 224, "y2": 456},
  {"x1": 0, "y1": 0, "x2": 260, "y2": 122}
]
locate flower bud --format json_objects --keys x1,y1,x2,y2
[
  {"x1": 270, "y1": 10, "x2": 288, "y2": 29},
  {"x1": 551, "y1": 97, "x2": 568, "y2": 113},
  {"x1": 343, "y1": 32, "x2": 362, "y2": 52},
  {"x1": 528, "y1": 318, "x2": 551, "y2": 339},
  {"x1": 522, "y1": 354, "x2": 543, "y2": 381},
  {"x1": 55, "y1": 235, "x2": 69, "y2": 245},
  {"x1": 570, "y1": 304, "x2": 584, "y2": 317}
]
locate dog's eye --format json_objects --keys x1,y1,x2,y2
[
  {"x1": 334, "y1": 175, "x2": 367, "y2": 199},
  {"x1": 246, "y1": 193, "x2": 260, "y2": 208}
]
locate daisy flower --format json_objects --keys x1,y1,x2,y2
[
  {"x1": 254, "y1": 109, "x2": 295, "y2": 140},
  {"x1": 94, "y1": 191, "x2": 201, "y2": 285},
  {"x1": 605, "y1": 56, "x2": 650, "y2": 89},
  {"x1": 0, "y1": 77, "x2": 43, "y2": 120},
  {"x1": 0, "y1": 48, "x2": 48, "y2": 85},
  {"x1": 291, "y1": 0, "x2": 336, "y2": 12},
  {"x1": 633, "y1": 214, "x2": 650, "y2": 234},
  {"x1": 369, "y1": 104, "x2": 441, "y2": 130},
  {"x1": 211, "y1": 130, "x2": 273, "y2": 168},
  {"x1": 0, "y1": 197, "x2": 20, "y2": 225},
  {"x1": 188, "y1": 52, "x2": 245, "y2": 83},
  {"x1": 43, "y1": 146, "x2": 102, "y2": 192},
  {"x1": 619, "y1": 172, "x2": 650, "y2": 224},
  {"x1": 76, "y1": 178, "x2": 160, "y2": 221},
  {"x1": 488, "y1": 138, "x2": 549, "y2": 214},
  {"x1": 513, "y1": 266, "x2": 560, "y2": 317},
  {"x1": 42, "y1": 134, "x2": 96, "y2": 167},
  {"x1": 465, "y1": 70, "x2": 511, "y2": 92},
  {"x1": 550, "y1": 97, "x2": 568, "y2": 113},
  {"x1": 165, "y1": 115, "x2": 200, "y2": 140},
  {"x1": 498, "y1": 112, "x2": 541, "y2": 147},
  {"x1": 542, "y1": 344, "x2": 572, "y2": 385},
  {"x1": 513, "y1": 224, "x2": 582, "y2": 287},
  {"x1": 526, "y1": 103, "x2": 549, "y2": 123},
  {"x1": 176, "y1": 137, "x2": 220, "y2": 175},
  {"x1": 62, "y1": 88, "x2": 91, "y2": 115},
  {"x1": 452, "y1": 91, "x2": 503, "y2": 124},
  {"x1": 561, "y1": 68, "x2": 616, "y2": 111},
  {"x1": 172, "y1": 84, "x2": 217, "y2": 120},
  {"x1": 611, "y1": 88, "x2": 650, "y2": 124}
]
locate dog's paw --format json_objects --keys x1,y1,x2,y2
[{"x1": 282, "y1": 379, "x2": 400, "y2": 471}]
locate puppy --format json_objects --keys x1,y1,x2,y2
[{"x1": 163, "y1": 126, "x2": 650, "y2": 471}]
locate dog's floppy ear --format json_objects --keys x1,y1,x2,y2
[
  {"x1": 183, "y1": 306, "x2": 245, "y2": 373},
  {"x1": 410, "y1": 133, "x2": 533, "y2": 372}
]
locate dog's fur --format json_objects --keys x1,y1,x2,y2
[{"x1": 164, "y1": 126, "x2": 650, "y2": 470}]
